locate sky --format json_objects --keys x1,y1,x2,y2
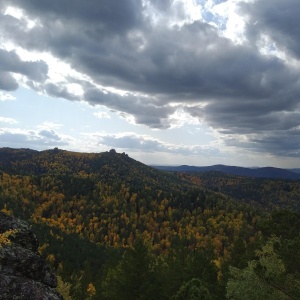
[{"x1": 1, "y1": 0, "x2": 300, "y2": 168}]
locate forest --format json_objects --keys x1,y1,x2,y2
[{"x1": 0, "y1": 147, "x2": 299, "y2": 299}]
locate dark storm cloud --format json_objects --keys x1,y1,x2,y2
[
  {"x1": 1, "y1": 0, "x2": 300, "y2": 157},
  {"x1": 84, "y1": 88, "x2": 174, "y2": 128},
  {"x1": 8, "y1": 0, "x2": 142, "y2": 33},
  {"x1": 226, "y1": 129, "x2": 300, "y2": 157},
  {"x1": 1, "y1": 1, "x2": 296, "y2": 100},
  {"x1": 146, "y1": 0, "x2": 173, "y2": 11},
  {"x1": 204, "y1": 100, "x2": 300, "y2": 135},
  {"x1": 0, "y1": 48, "x2": 48, "y2": 90},
  {"x1": 0, "y1": 72, "x2": 19, "y2": 91},
  {"x1": 44, "y1": 83, "x2": 79, "y2": 101},
  {"x1": 240, "y1": 0, "x2": 300, "y2": 59},
  {"x1": 251, "y1": 132, "x2": 300, "y2": 157}
]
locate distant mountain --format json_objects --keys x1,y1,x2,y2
[
  {"x1": 153, "y1": 164, "x2": 300, "y2": 180},
  {"x1": 290, "y1": 168, "x2": 300, "y2": 174}
]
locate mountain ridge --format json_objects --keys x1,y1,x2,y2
[
  {"x1": 153, "y1": 164, "x2": 300, "y2": 180},
  {"x1": 1, "y1": 147, "x2": 299, "y2": 180}
]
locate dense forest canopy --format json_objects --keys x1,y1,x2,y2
[{"x1": 0, "y1": 147, "x2": 299, "y2": 299}]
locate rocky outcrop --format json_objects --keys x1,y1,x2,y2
[{"x1": 0, "y1": 212, "x2": 63, "y2": 300}]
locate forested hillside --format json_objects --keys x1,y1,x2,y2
[{"x1": 0, "y1": 147, "x2": 299, "y2": 299}]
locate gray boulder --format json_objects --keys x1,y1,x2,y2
[{"x1": 0, "y1": 212, "x2": 63, "y2": 300}]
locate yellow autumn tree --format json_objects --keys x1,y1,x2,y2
[{"x1": 87, "y1": 282, "x2": 96, "y2": 297}]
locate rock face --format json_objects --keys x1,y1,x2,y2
[{"x1": 0, "y1": 212, "x2": 63, "y2": 300}]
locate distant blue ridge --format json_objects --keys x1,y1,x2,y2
[{"x1": 152, "y1": 165, "x2": 300, "y2": 180}]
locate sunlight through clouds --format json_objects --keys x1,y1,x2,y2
[{"x1": 0, "y1": 0, "x2": 300, "y2": 167}]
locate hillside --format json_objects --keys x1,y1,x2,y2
[
  {"x1": 0, "y1": 147, "x2": 299, "y2": 299},
  {"x1": 0, "y1": 147, "x2": 254, "y2": 249}
]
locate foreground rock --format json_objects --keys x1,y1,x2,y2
[{"x1": 0, "y1": 211, "x2": 63, "y2": 300}]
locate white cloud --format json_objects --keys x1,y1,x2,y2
[
  {"x1": 0, "y1": 116, "x2": 17, "y2": 124},
  {"x1": 93, "y1": 111, "x2": 111, "y2": 119},
  {"x1": 37, "y1": 121, "x2": 63, "y2": 130},
  {"x1": 208, "y1": 0, "x2": 248, "y2": 44},
  {"x1": 0, "y1": 91, "x2": 15, "y2": 101},
  {"x1": 93, "y1": 132, "x2": 220, "y2": 156},
  {"x1": 167, "y1": 108, "x2": 201, "y2": 129},
  {"x1": 0, "y1": 127, "x2": 71, "y2": 148}
]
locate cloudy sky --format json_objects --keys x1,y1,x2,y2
[{"x1": 1, "y1": 0, "x2": 300, "y2": 167}]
